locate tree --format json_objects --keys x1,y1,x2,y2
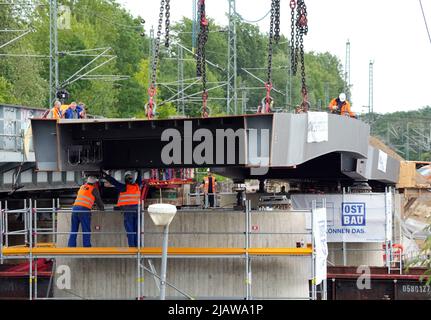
[{"x1": 1, "y1": 0, "x2": 350, "y2": 118}]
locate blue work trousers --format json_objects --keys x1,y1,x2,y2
[
  {"x1": 122, "y1": 206, "x2": 139, "y2": 247},
  {"x1": 68, "y1": 206, "x2": 92, "y2": 247}
]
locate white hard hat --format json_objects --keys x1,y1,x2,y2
[
  {"x1": 124, "y1": 171, "x2": 133, "y2": 178},
  {"x1": 87, "y1": 176, "x2": 98, "y2": 184},
  {"x1": 339, "y1": 93, "x2": 347, "y2": 102}
]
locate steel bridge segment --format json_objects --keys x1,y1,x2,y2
[{"x1": 30, "y1": 113, "x2": 400, "y2": 184}]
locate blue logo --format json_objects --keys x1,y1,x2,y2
[{"x1": 342, "y1": 203, "x2": 366, "y2": 226}]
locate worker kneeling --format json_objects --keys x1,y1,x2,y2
[
  {"x1": 104, "y1": 170, "x2": 142, "y2": 247},
  {"x1": 68, "y1": 176, "x2": 105, "y2": 247},
  {"x1": 328, "y1": 93, "x2": 356, "y2": 118}
]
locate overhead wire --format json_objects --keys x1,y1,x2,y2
[
  {"x1": 235, "y1": 9, "x2": 271, "y2": 24},
  {"x1": 419, "y1": 0, "x2": 431, "y2": 46}
]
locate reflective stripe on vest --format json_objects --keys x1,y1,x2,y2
[
  {"x1": 204, "y1": 176, "x2": 216, "y2": 193},
  {"x1": 53, "y1": 108, "x2": 62, "y2": 119},
  {"x1": 117, "y1": 183, "x2": 141, "y2": 206},
  {"x1": 73, "y1": 184, "x2": 95, "y2": 209}
]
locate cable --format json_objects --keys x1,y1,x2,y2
[
  {"x1": 419, "y1": 0, "x2": 431, "y2": 46},
  {"x1": 72, "y1": 6, "x2": 143, "y2": 31},
  {"x1": 236, "y1": 9, "x2": 271, "y2": 24}
]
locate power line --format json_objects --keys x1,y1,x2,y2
[
  {"x1": 419, "y1": 0, "x2": 431, "y2": 46},
  {"x1": 236, "y1": 9, "x2": 271, "y2": 24}
]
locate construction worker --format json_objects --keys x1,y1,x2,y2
[
  {"x1": 78, "y1": 102, "x2": 87, "y2": 119},
  {"x1": 201, "y1": 169, "x2": 217, "y2": 208},
  {"x1": 64, "y1": 102, "x2": 82, "y2": 119},
  {"x1": 103, "y1": 170, "x2": 142, "y2": 247},
  {"x1": 68, "y1": 176, "x2": 104, "y2": 247},
  {"x1": 48, "y1": 100, "x2": 63, "y2": 119},
  {"x1": 328, "y1": 93, "x2": 356, "y2": 118}
]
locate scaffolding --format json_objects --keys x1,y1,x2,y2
[{"x1": 0, "y1": 198, "x2": 325, "y2": 300}]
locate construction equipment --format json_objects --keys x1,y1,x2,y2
[
  {"x1": 145, "y1": 0, "x2": 171, "y2": 120},
  {"x1": 196, "y1": 0, "x2": 210, "y2": 117},
  {"x1": 258, "y1": 0, "x2": 281, "y2": 114},
  {"x1": 258, "y1": 0, "x2": 309, "y2": 114},
  {"x1": 290, "y1": 0, "x2": 309, "y2": 111}
]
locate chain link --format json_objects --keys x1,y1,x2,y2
[
  {"x1": 274, "y1": 0, "x2": 281, "y2": 43},
  {"x1": 151, "y1": 0, "x2": 165, "y2": 88},
  {"x1": 196, "y1": 0, "x2": 209, "y2": 117},
  {"x1": 146, "y1": 0, "x2": 166, "y2": 119},
  {"x1": 165, "y1": 0, "x2": 171, "y2": 47},
  {"x1": 267, "y1": 0, "x2": 275, "y2": 85},
  {"x1": 297, "y1": 0, "x2": 308, "y2": 97},
  {"x1": 290, "y1": 0, "x2": 297, "y2": 75},
  {"x1": 289, "y1": 0, "x2": 308, "y2": 98}
]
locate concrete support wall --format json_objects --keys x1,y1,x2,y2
[
  {"x1": 328, "y1": 243, "x2": 383, "y2": 266},
  {"x1": 54, "y1": 210, "x2": 312, "y2": 299}
]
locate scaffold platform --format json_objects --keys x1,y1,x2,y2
[{"x1": 1, "y1": 246, "x2": 312, "y2": 257}]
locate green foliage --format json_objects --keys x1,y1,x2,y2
[
  {"x1": 0, "y1": 0, "x2": 387, "y2": 120},
  {"x1": 0, "y1": 76, "x2": 17, "y2": 103},
  {"x1": 366, "y1": 106, "x2": 431, "y2": 161},
  {"x1": 156, "y1": 102, "x2": 177, "y2": 119}
]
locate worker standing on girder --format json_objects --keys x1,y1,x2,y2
[
  {"x1": 103, "y1": 170, "x2": 142, "y2": 247},
  {"x1": 201, "y1": 169, "x2": 217, "y2": 208},
  {"x1": 48, "y1": 101, "x2": 63, "y2": 119},
  {"x1": 328, "y1": 93, "x2": 356, "y2": 118},
  {"x1": 68, "y1": 176, "x2": 105, "y2": 248},
  {"x1": 64, "y1": 102, "x2": 82, "y2": 119}
]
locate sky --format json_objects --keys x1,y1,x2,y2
[{"x1": 118, "y1": 0, "x2": 431, "y2": 114}]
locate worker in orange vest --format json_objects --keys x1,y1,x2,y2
[
  {"x1": 103, "y1": 170, "x2": 142, "y2": 247},
  {"x1": 201, "y1": 169, "x2": 217, "y2": 208},
  {"x1": 68, "y1": 176, "x2": 104, "y2": 247},
  {"x1": 328, "y1": 93, "x2": 356, "y2": 118},
  {"x1": 49, "y1": 100, "x2": 64, "y2": 119}
]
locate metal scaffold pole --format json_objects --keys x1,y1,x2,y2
[
  {"x1": 177, "y1": 45, "x2": 185, "y2": 116},
  {"x1": 227, "y1": 0, "x2": 238, "y2": 115},
  {"x1": 368, "y1": 60, "x2": 374, "y2": 119},
  {"x1": 344, "y1": 40, "x2": 351, "y2": 100}
]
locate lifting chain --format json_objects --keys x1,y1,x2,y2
[
  {"x1": 196, "y1": 0, "x2": 209, "y2": 117},
  {"x1": 290, "y1": 0, "x2": 297, "y2": 75},
  {"x1": 290, "y1": 0, "x2": 308, "y2": 102},
  {"x1": 165, "y1": 0, "x2": 171, "y2": 47},
  {"x1": 297, "y1": 0, "x2": 308, "y2": 98},
  {"x1": 274, "y1": 0, "x2": 281, "y2": 42},
  {"x1": 146, "y1": 0, "x2": 171, "y2": 119},
  {"x1": 260, "y1": 0, "x2": 280, "y2": 114}
]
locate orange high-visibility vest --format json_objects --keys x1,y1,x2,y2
[
  {"x1": 52, "y1": 108, "x2": 62, "y2": 119},
  {"x1": 203, "y1": 176, "x2": 216, "y2": 193},
  {"x1": 117, "y1": 184, "x2": 141, "y2": 206},
  {"x1": 328, "y1": 98, "x2": 355, "y2": 117},
  {"x1": 73, "y1": 184, "x2": 95, "y2": 209}
]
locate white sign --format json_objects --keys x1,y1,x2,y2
[
  {"x1": 292, "y1": 193, "x2": 392, "y2": 243},
  {"x1": 378, "y1": 150, "x2": 388, "y2": 173},
  {"x1": 307, "y1": 112, "x2": 328, "y2": 143},
  {"x1": 385, "y1": 191, "x2": 393, "y2": 242},
  {"x1": 313, "y1": 207, "x2": 328, "y2": 285}
]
